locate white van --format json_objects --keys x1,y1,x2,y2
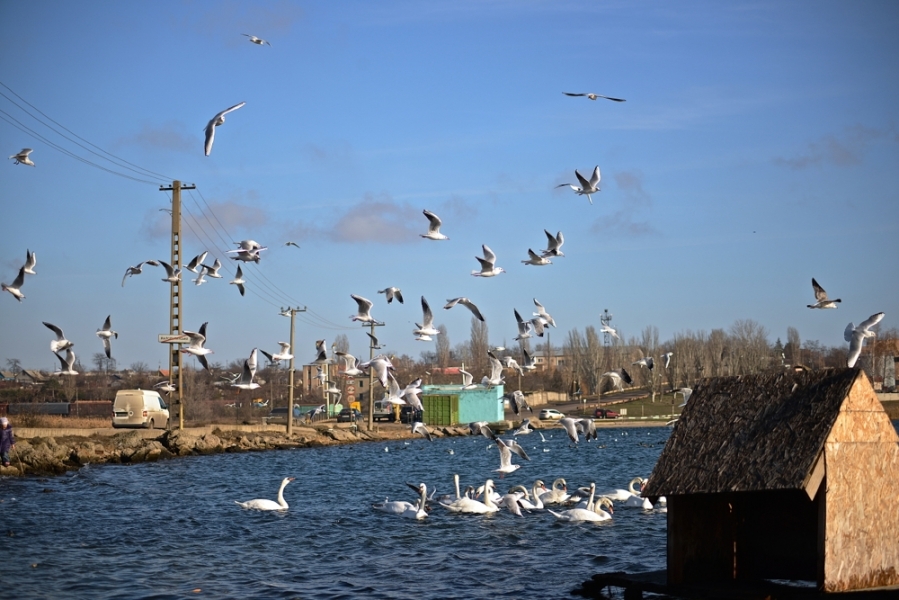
[{"x1": 112, "y1": 389, "x2": 170, "y2": 429}]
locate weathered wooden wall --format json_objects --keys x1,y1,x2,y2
[{"x1": 823, "y1": 376, "x2": 899, "y2": 592}]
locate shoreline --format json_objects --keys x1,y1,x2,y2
[{"x1": 0, "y1": 418, "x2": 669, "y2": 478}]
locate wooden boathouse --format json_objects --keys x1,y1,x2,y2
[{"x1": 641, "y1": 368, "x2": 899, "y2": 593}]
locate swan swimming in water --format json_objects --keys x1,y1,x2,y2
[
  {"x1": 440, "y1": 479, "x2": 500, "y2": 514},
  {"x1": 235, "y1": 477, "x2": 295, "y2": 511},
  {"x1": 372, "y1": 483, "x2": 429, "y2": 519},
  {"x1": 599, "y1": 477, "x2": 646, "y2": 505}
]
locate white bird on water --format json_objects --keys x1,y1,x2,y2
[
  {"x1": 229, "y1": 265, "x2": 245, "y2": 296},
  {"x1": 9, "y1": 148, "x2": 35, "y2": 166},
  {"x1": 43, "y1": 322, "x2": 74, "y2": 353},
  {"x1": 556, "y1": 166, "x2": 601, "y2": 204},
  {"x1": 471, "y1": 244, "x2": 505, "y2": 277},
  {"x1": 845, "y1": 312, "x2": 885, "y2": 368},
  {"x1": 807, "y1": 278, "x2": 841, "y2": 309},
  {"x1": 420, "y1": 209, "x2": 449, "y2": 240},
  {"x1": 563, "y1": 92, "x2": 626, "y2": 102},
  {"x1": 122, "y1": 260, "x2": 159, "y2": 286},
  {"x1": 96, "y1": 315, "x2": 118, "y2": 359},
  {"x1": 242, "y1": 34, "x2": 271, "y2": 46},
  {"x1": 2, "y1": 266, "x2": 27, "y2": 302},
  {"x1": 204, "y1": 101, "x2": 246, "y2": 156},
  {"x1": 235, "y1": 477, "x2": 295, "y2": 511}
]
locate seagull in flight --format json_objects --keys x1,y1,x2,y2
[
  {"x1": 9, "y1": 148, "x2": 35, "y2": 166},
  {"x1": 284, "y1": 241, "x2": 300, "y2": 248},
  {"x1": 204, "y1": 101, "x2": 246, "y2": 156},
  {"x1": 541, "y1": 230, "x2": 564, "y2": 258},
  {"x1": 242, "y1": 34, "x2": 271, "y2": 46},
  {"x1": 472, "y1": 244, "x2": 505, "y2": 277},
  {"x1": 2, "y1": 266, "x2": 27, "y2": 302},
  {"x1": 632, "y1": 356, "x2": 654, "y2": 371},
  {"x1": 444, "y1": 297, "x2": 485, "y2": 322},
  {"x1": 522, "y1": 248, "x2": 552, "y2": 266},
  {"x1": 232, "y1": 350, "x2": 261, "y2": 391},
  {"x1": 556, "y1": 166, "x2": 600, "y2": 204},
  {"x1": 121, "y1": 260, "x2": 159, "y2": 286},
  {"x1": 414, "y1": 296, "x2": 440, "y2": 338},
  {"x1": 378, "y1": 287, "x2": 404, "y2": 304},
  {"x1": 181, "y1": 322, "x2": 213, "y2": 370},
  {"x1": 661, "y1": 352, "x2": 674, "y2": 369},
  {"x1": 96, "y1": 315, "x2": 118, "y2": 359},
  {"x1": 420, "y1": 209, "x2": 449, "y2": 240},
  {"x1": 367, "y1": 331, "x2": 384, "y2": 349},
  {"x1": 350, "y1": 294, "x2": 380, "y2": 324},
  {"x1": 43, "y1": 322, "x2": 74, "y2": 353},
  {"x1": 230, "y1": 265, "x2": 246, "y2": 296},
  {"x1": 808, "y1": 278, "x2": 841, "y2": 309},
  {"x1": 226, "y1": 240, "x2": 267, "y2": 263},
  {"x1": 53, "y1": 348, "x2": 78, "y2": 376},
  {"x1": 600, "y1": 324, "x2": 619, "y2": 339},
  {"x1": 601, "y1": 368, "x2": 632, "y2": 391},
  {"x1": 158, "y1": 260, "x2": 181, "y2": 283},
  {"x1": 532, "y1": 298, "x2": 556, "y2": 327},
  {"x1": 23, "y1": 249, "x2": 37, "y2": 275},
  {"x1": 563, "y1": 92, "x2": 626, "y2": 102},
  {"x1": 514, "y1": 309, "x2": 532, "y2": 341},
  {"x1": 184, "y1": 251, "x2": 208, "y2": 274},
  {"x1": 845, "y1": 312, "x2": 885, "y2": 368}
]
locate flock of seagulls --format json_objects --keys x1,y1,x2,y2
[{"x1": 803, "y1": 278, "x2": 884, "y2": 368}]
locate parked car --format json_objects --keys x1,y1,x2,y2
[
  {"x1": 337, "y1": 408, "x2": 362, "y2": 423},
  {"x1": 538, "y1": 408, "x2": 565, "y2": 420},
  {"x1": 594, "y1": 408, "x2": 619, "y2": 419},
  {"x1": 400, "y1": 406, "x2": 423, "y2": 424},
  {"x1": 112, "y1": 389, "x2": 170, "y2": 429}
]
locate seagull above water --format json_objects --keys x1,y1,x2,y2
[
  {"x1": 43, "y1": 322, "x2": 74, "y2": 353},
  {"x1": 522, "y1": 248, "x2": 552, "y2": 266},
  {"x1": 411, "y1": 421, "x2": 433, "y2": 442},
  {"x1": 845, "y1": 312, "x2": 885, "y2": 368},
  {"x1": 414, "y1": 296, "x2": 440, "y2": 337},
  {"x1": 121, "y1": 260, "x2": 159, "y2": 286},
  {"x1": 2, "y1": 266, "x2": 27, "y2": 302},
  {"x1": 242, "y1": 34, "x2": 271, "y2": 46},
  {"x1": 9, "y1": 148, "x2": 35, "y2": 166},
  {"x1": 229, "y1": 265, "x2": 245, "y2": 296},
  {"x1": 23, "y1": 249, "x2": 37, "y2": 275},
  {"x1": 483, "y1": 352, "x2": 505, "y2": 388},
  {"x1": 471, "y1": 244, "x2": 505, "y2": 277},
  {"x1": 420, "y1": 209, "x2": 449, "y2": 240},
  {"x1": 204, "y1": 101, "x2": 246, "y2": 156},
  {"x1": 541, "y1": 230, "x2": 564, "y2": 258},
  {"x1": 96, "y1": 315, "x2": 118, "y2": 359},
  {"x1": 378, "y1": 287, "x2": 404, "y2": 304},
  {"x1": 556, "y1": 166, "x2": 600, "y2": 204},
  {"x1": 563, "y1": 92, "x2": 626, "y2": 102},
  {"x1": 601, "y1": 368, "x2": 633, "y2": 391},
  {"x1": 350, "y1": 294, "x2": 380, "y2": 324},
  {"x1": 232, "y1": 350, "x2": 261, "y2": 391},
  {"x1": 444, "y1": 297, "x2": 485, "y2": 322},
  {"x1": 808, "y1": 278, "x2": 841, "y2": 309}
]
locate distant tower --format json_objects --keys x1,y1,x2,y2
[{"x1": 601, "y1": 309, "x2": 613, "y2": 348}]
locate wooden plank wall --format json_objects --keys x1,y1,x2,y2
[
  {"x1": 667, "y1": 494, "x2": 734, "y2": 584},
  {"x1": 823, "y1": 377, "x2": 899, "y2": 592}
]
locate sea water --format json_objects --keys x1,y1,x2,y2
[{"x1": 1, "y1": 426, "x2": 670, "y2": 599}]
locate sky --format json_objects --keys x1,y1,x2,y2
[{"x1": 1, "y1": 1, "x2": 898, "y2": 373}]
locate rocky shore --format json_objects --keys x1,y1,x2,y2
[{"x1": 0, "y1": 423, "x2": 474, "y2": 477}]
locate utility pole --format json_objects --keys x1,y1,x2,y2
[
  {"x1": 366, "y1": 321, "x2": 385, "y2": 431},
  {"x1": 159, "y1": 180, "x2": 195, "y2": 430},
  {"x1": 281, "y1": 306, "x2": 307, "y2": 436},
  {"x1": 600, "y1": 309, "x2": 613, "y2": 399}
]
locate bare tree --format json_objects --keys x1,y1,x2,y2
[
  {"x1": 436, "y1": 324, "x2": 451, "y2": 368},
  {"x1": 5, "y1": 358, "x2": 22, "y2": 375},
  {"x1": 468, "y1": 318, "x2": 489, "y2": 376},
  {"x1": 334, "y1": 334, "x2": 350, "y2": 354},
  {"x1": 786, "y1": 327, "x2": 801, "y2": 367}
]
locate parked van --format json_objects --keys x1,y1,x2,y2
[{"x1": 112, "y1": 389, "x2": 170, "y2": 429}]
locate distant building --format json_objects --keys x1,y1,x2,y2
[{"x1": 529, "y1": 349, "x2": 568, "y2": 371}]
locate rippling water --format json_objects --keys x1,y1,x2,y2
[{"x1": 2, "y1": 427, "x2": 670, "y2": 599}]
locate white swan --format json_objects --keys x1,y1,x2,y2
[
  {"x1": 538, "y1": 478, "x2": 570, "y2": 505},
  {"x1": 372, "y1": 483, "x2": 429, "y2": 519},
  {"x1": 599, "y1": 477, "x2": 646, "y2": 504},
  {"x1": 235, "y1": 477, "x2": 295, "y2": 511},
  {"x1": 549, "y1": 493, "x2": 614, "y2": 523},
  {"x1": 440, "y1": 479, "x2": 499, "y2": 514},
  {"x1": 548, "y1": 484, "x2": 600, "y2": 522}
]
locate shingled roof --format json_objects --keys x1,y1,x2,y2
[{"x1": 643, "y1": 368, "x2": 862, "y2": 496}]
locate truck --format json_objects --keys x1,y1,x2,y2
[{"x1": 372, "y1": 400, "x2": 397, "y2": 422}]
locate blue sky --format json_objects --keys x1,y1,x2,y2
[{"x1": 1, "y1": 1, "x2": 897, "y2": 372}]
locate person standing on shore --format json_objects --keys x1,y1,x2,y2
[{"x1": 1, "y1": 417, "x2": 15, "y2": 467}]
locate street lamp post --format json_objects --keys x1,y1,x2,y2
[
  {"x1": 281, "y1": 306, "x2": 306, "y2": 436},
  {"x1": 365, "y1": 321, "x2": 385, "y2": 431}
]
